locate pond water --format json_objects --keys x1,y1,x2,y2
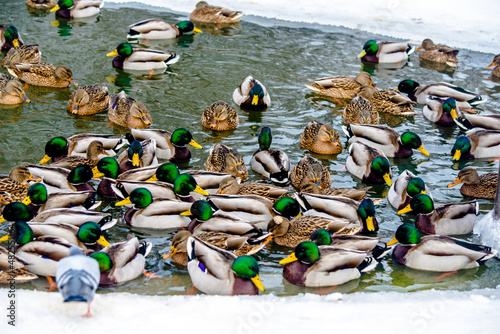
[{"x1": 1, "y1": 1, "x2": 499, "y2": 296}]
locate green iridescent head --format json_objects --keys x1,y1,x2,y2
[
  {"x1": 232, "y1": 255, "x2": 260, "y2": 278},
  {"x1": 90, "y1": 252, "x2": 114, "y2": 272},
  {"x1": 408, "y1": 193, "x2": 435, "y2": 214},
  {"x1": 273, "y1": 196, "x2": 301, "y2": 218},
  {"x1": 397, "y1": 79, "x2": 420, "y2": 94},
  {"x1": 451, "y1": 136, "x2": 471, "y2": 161},
  {"x1": 96, "y1": 157, "x2": 120, "y2": 179},
  {"x1": 0, "y1": 202, "x2": 34, "y2": 223},
  {"x1": 249, "y1": 84, "x2": 265, "y2": 104},
  {"x1": 77, "y1": 222, "x2": 104, "y2": 244},
  {"x1": 154, "y1": 163, "x2": 180, "y2": 183},
  {"x1": 371, "y1": 156, "x2": 391, "y2": 186},
  {"x1": 358, "y1": 198, "x2": 377, "y2": 231},
  {"x1": 400, "y1": 132, "x2": 422, "y2": 150},
  {"x1": 173, "y1": 174, "x2": 198, "y2": 196},
  {"x1": 10, "y1": 221, "x2": 34, "y2": 245},
  {"x1": 25, "y1": 183, "x2": 48, "y2": 205},
  {"x1": 56, "y1": 0, "x2": 75, "y2": 9},
  {"x1": 128, "y1": 140, "x2": 143, "y2": 163},
  {"x1": 186, "y1": 200, "x2": 214, "y2": 221},
  {"x1": 442, "y1": 97, "x2": 457, "y2": 115},
  {"x1": 127, "y1": 188, "x2": 153, "y2": 209},
  {"x1": 309, "y1": 228, "x2": 331, "y2": 246},
  {"x1": 116, "y1": 42, "x2": 134, "y2": 57},
  {"x1": 4, "y1": 26, "x2": 20, "y2": 45},
  {"x1": 394, "y1": 223, "x2": 422, "y2": 245},
  {"x1": 67, "y1": 165, "x2": 93, "y2": 184},
  {"x1": 294, "y1": 241, "x2": 320, "y2": 264},
  {"x1": 42, "y1": 136, "x2": 68, "y2": 162},
  {"x1": 407, "y1": 177, "x2": 427, "y2": 197},
  {"x1": 176, "y1": 21, "x2": 197, "y2": 34},
  {"x1": 360, "y1": 40, "x2": 378, "y2": 56},
  {"x1": 258, "y1": 127, "x2": 273, "y2": 150},
  {"x1": 171, "y1": 128, "x2": 201, "y2": 149}
]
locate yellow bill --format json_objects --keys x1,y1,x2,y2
[
  {"x1": 383, "y1": 174, "x2": 393, "y2": 187},
  {"x1": 387, "y1": 236, "x2": 399, "y2": 246},
  {"x1": 115, "y1": 197, "x2": 132, "y2": 206},
  {"x1": 417, "y1": 145, "x2": 430, "y2": 156},
  {"x1": 279, "y1": 252, "x2": 298, "y2": 265},
  {"x1": 180, "y1": 209, "x2": 192, "y2": 216},
  {"x1": 0, "y1": 234, "x2": 10, "y2": 242},
  {"x1": 132, "y1": 153, "x2": 140, "y2": 167},
  {"x1": 194, "y1": 185, "x2": 209, "y2": 196},
  {"x1": 365, "y1": 216, "x2": 375, "y2": 232},
  {"x1": 251, "y1": 95, "x2": 259, "y2": 105},
  {"x1": 397, "y1": 204, "x2": 413, "y2": 215},
  {"x1": 106, "y1": 49, "x2": 118, "y2": 57},
  {"x1": 22, "y1": 196, "x2": 32, "y2": 206},
  {"x1": 39, "y1": 154, "x2": 51, "y2": 164},
  {"x1": 447, "y1": 178, "x2": 461, "y2": 188},
  {"x1": 189, "y1": 139, "x2": 202, "y2": 149},
  {"x1": 96, "y1": 235, "x2": 111, "y2": 247},
  {"x1": 251, "y1": 275, "x2": 265, "y2": 292},
  {"x1": 452, "y1": 150, "x2": 461, "y2": 161},
  {"x1": 50, "y1": 4, "x2": 60, "y2": 12},
  {"x1": 357, "y1": 50, "x2": 366, "y2": 58}
]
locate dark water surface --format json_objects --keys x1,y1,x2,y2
[{"x1": 1, "y1": 1, "x2": 500, "y2": 295}]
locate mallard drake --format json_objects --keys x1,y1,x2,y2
[
  {"x1": 342, "y1": 95, "x2": 379, "y2": 125},
  {"x1": 216, "y1": 176, "x2": 289, "y2": 202},
  {"x1": 94, "y1": 157, "x2": 120, "y2": 198},
  {"x1": 205, "y1": 142, "x2": 248, "y2": 180},
  {"x1": 114, "y1": 187, "x2": 194, "y2": 229},
  {"x1": 398, "y1": 193, "x2": 478, "y2": 235},
  {"x1": 268, "y1": 215, "x2": 355, "y2": 248},
  {"x1": 0, "y1": 26, "x2": 23, "y2": 52},
  {"x1": 90, "y1": 235, "x2": 152, "y2": 285},
  {"x1": 25, "y1": 163, "x2": 101, "y2": 193},
  {"x1": 357, "y1": 40, "x2": 415, "y2": 63},
  {"x1": 388, "y1": 170, "x2": 432, "y2": 211},
  {"x1": 452, "y1": 113, "x2": 500, "y2": 131},
  {"x1": 0, "y1": 166, "x2": 40, "y2": 203},
  {"x1": 116, "y1": 139, "x2": 157, "y2": 172},
  {"x1": 447, "y1": 167, "x2": 498, "y2": 200},
  {"x1": 131, "y1": 128, "x2": 202, "y2": 162},
  {"x1": 56, "y1": 246, "x2": 100, "y2": 318},
  {"x1": 294, "y1": 192, "x2": 378, "y2": 232},
  {"x1": 163, "y1": 230, "x2": 270, "y2": 267},
  {"x1": 346, "y1": 142, "x2": 392, "y2": 186},
  {"x1": 233, "y1": 76, "x2": 271, "y2": 111},
  {"x1": 397, "y1": 79, "x2": 485, "y2": 109},
  {"x1": 451, "y1": 129, "x2": 500, "y2": 161},
  {"x1": 299, "y1": 120, "x2": 342, "y2": 155},
  {"x1": 343, "y1": 123, "x2": 429, "y2": 158},
  {"x1": 50, "y1": 0, "x2": 103, "y2": 18},
  {"x1": 31, "y1": 208, "x2": 116, "y2": 229},
  {"x1": 189, "y1": 1, "x2": 244, "y2": 24},
  {"x1": 0, "y1": 246, "x2": 38, "y2": 284},
  {"x1": 290, "y1": 154, "x2": 331, "y2": 190},
  {"x1": 304, "y1": 72, "x2": 373, "y2": 99},
  {"x1": 251, "y1": 127, "x2": 291, "y2": 184},
  {"x1": 127, "y1": 19, "x2": 201, "y2": 40},
  {"x1": 26, "y1": 0, "x2": 57, "y2": 9},
  {"x1": 40, "y1": 134, "x2": 126, "y2": 163},
  {"x1": 422, "y1": 96, "x2": 460, "y2": 127},
  {"x1": 67, "y1": 83, "x2": 109, "y2": 116},
  {"x1": 0, "y1": 74, "x2": 30, "y2": 104},
  {"x1": 201, "y1": 100, "x2": 239, "y2": 131},
  {"x1": 2, "y1": 44, "x2": 41, "y2": 67},
  {"x1": 299, "y1": 182, "x2": 373, "y2": 202},
  {"x1": 8, "y1": 62, "x2": 77, "y2": 88},
  {"x1": 279, "y1": 241, "x2": 379, "y2": 287},
  {"x1": 108, "y1": 91, "x2": 152, "y2": 129},
  {"x1": 486, "y1": 54, "x2": 500, "y2": 78},
  {"x1": 358, "y1": 85, "x2": 416, "y2": 116},
  {"x1": 0, "y1": 202, "x2": 34, "y2": 223},
  {"x1": 106, "y1": 42, "x2": 179, "y2": 71},
  {"x1": 416, "y1": 39, "x2": 459, "y2": 67},
  {"x1": 387, "y1": 223, "x2": 497, "y2": 272},
  {"x1": 49, "y1": 140, "x2": 107, "y2": 170}
]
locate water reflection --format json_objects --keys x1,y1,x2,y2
[{"x1": 419, "y1": 59, "x2": 456, "y2": 76}]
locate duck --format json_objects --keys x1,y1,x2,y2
[
  {"x1": 89, "y1": 235, "x2": 153, "y2": 285},
  {"x1": 189, "y1": 1, "x2": 244, "y2": 24},
  {"x1": 422, "y1": 96, "x2": 460, "y2": 127},
  {"x1": 343, "y1": 123, "x2": 429, "y2": 158},
  {"x1": 279, "y1": 240, "x2": 379, "y2": 287},
  {"x1": 397, "y1": 79, "x2": 485, "y2": 109},
  {"x1": 49, "y1": 140, "x2": 107, "y2": 170},
  {"x1": 67, "y1": 83, "x2": 110, "y2": 116},
  {"x1": 114, "y1": 187, "x2": 195, "y2": 229},
  {"x1": 201, "y1": 100, "x2": 239, "y2": 131},
  {"x1": 346, "y1": 142, "x2": 392, "y2": 186},
  {"x1": 205, "y1": 142, "x2": 248, "y2": 180},
  {"x1": 94, "y1": 157, "x2": 120, "y2": 198},
  {"x1": 451, "y1": 129, "x2": 500, "y2": 161},
  {"x1": 50, "y1": 0, "x2": 103, "y2": 19},
  {"x1": 0, "y1": 166, "x2": 40, "y2": 204},
  {"x1": 452, "y1": 112, "x2": 500, "y2": 131},
  {"x1": 233, "y1": 76, "x2": 271, "y2": 111},
  {"x1": 108, "y1": 91, "x2": 152, "y2": 129},
  {"x1": 398, "y1": 193, "x2": 478, "y2": 235},
  {"x1": 127, "y1": 19, "x2": 201, "y2": 40},
  {"x1": 39, "y1": 134, "x2": 126, "y2": 163},
  {"x1": 216, "y1": 176, "x2": 289, "y2": 202},
  {"x1": 342, "y1": 95, "x2": 379, "y2": 125},
  {"x1": 290, "y1": 154, "x2": 331, "y2": 190},
  {"x1": 358, "y1": 85, "x2": 416, "y2": 116},
  {"x1": 299, "y1": 120, "x2": 342, "y2": 155},
  {"x1": 117, "y1": 139, "x2": 158, "y2": 172},
  {"x1": 25, "y1": 0, "x2": 57, "y2": 10},
  {"x1": 106, "y1": 42, "x2": 179, "y2": 71},
  {"x1": 387, "y1": 223, "x2": 497, "y2": 272},
  {"x1": 0, "y1": 202, "x2": 34, "y2": 223},
  {"x1": 0, "y1": 246, "x2": 38, "y2": 284},
  {"x1": 163, "y1": 230, "x2": 270, "y2": 267},
  {"x1": 447, "y1": 167, "x2": 498, "y2": 200},
  {"x1": 387, "y1": 169, "x2": 432, "y2": 211},
  {"x1": 486, "y1": 54, "x2": 500, "y2": 78},
  {"x1": 0, "y1": 74, "x2": 30, "y2": 104},
  {"x1": 299, "y1": 182, "x2": 373, "y2": 202},
  {"x1": 0, "y1": 26, "x2": 23, "y2": 52},
  {"x1": 304, "y1": 72, "x2": 373, "y2": 99},
  {"x1": 416, "y1": 39, "x2": 459, "y2": 67},
  {"x1": 268, "y1": 215, "x2": 356, "y2": 248},
  {"x1": 8, "y1": 62, "x2": 77, "y2": 88},
  {"x1": 357, "y1": 40, "x2": 415, "y2": 63},
  {"x1": 294, "y1": 193, "x2": 378, "y2": 232},
  {"x1": 2, "y1": 44, "x2": 41, "y2": 67},
  {"x1": 251, "y1": 127, "x2": 291, "y2": 184},
  {"x1": 130, "y1": 127, "x2": 202, "y2": 162},
  {"x1": 55, "y1": 246, "x2": 100, "y2": 318},
  {"x1": 30, "y1": 208, "x2": 116, "y2": 229}
]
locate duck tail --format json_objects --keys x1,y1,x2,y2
[
  {"x1": 164, "y1": 53, "x2": 180, "y2": 66},
  {"x1": 406, "y1": 44, "x2": 415, "y2": 56},
  {"x1": 453, "y1": 116, "x2": 474, "y2": 131},
  {"x1": 357, "y1": 255, "x2": 379, "y2": 273},
  {"x1": 371, "y1": 243, "x2": 393, "y2": 262},
  {"x1": 138, "y1": 241, "x2": 153, "y2": 257},
  {"x1": 468, "y1": 95, "x2": 487, "y2": 106},
  {"x1": 341, "y1": 124, "x2": 353, "y2": 139}
]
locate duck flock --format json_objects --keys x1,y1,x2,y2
[{"x1": 1, "y1": 0, "x2": 500, "y2": 317}]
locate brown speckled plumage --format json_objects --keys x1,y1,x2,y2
[
  {"x1": 359, "y1": 85, "x2": 416, "y2": 116},
  {"x1": 448, "y1": 167, "x2": 498, "y2": 200},
  {"x1": 299, "y1": 120, "x2": 342, "y2": 154},
  {"x1": 205, "y1": 142, "x2": 248, "y2": 179},
  {"x1": 305, "y1": 72, "x2": 373, "y2": 99},
  {"x1": 67, "y1": 83, "x2": 110, "y2": 116},
  {"x1": 343, "y1": 95, "x2": 378, "y2": 124},
  {"x1": 290, "y1": 154, "x2": 331, "y2": 190},
  {"x1": 201, "y1": 100, "x2": 239, "y2": 131}
]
